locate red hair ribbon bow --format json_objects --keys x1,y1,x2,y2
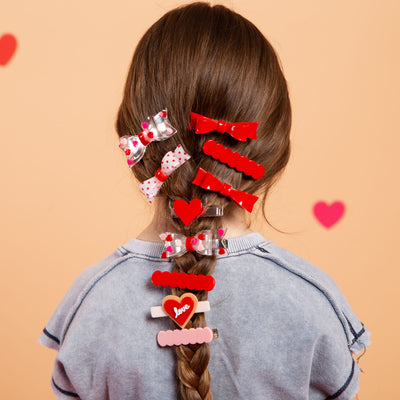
[
  {"x1": 192, "y1": 168, "x2": 258, "y2": 212},
  {"x1": 189, "y1": 112, "x2": 258, "y2": 142}
]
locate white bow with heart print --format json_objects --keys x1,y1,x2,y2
[{"x1": 139, "y1": 145, "x2": 191, "y2": 203}]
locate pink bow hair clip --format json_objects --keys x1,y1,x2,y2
[
  {"x1": 139, "y1": 145, "x2": 190, "y2": 203},
  {"x1": 160, "y1": 229, "x2": 227, "y2": 259},
  {"x1": 119, "y1": 109, "x2": 177, "y2": 167}
]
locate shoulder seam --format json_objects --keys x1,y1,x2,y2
[
  {"x1": 60, "y1": 253, "x2": 136, "y2": 344},
  {"x1": 43, "y1": 327, "x2": 60, "y2": 344},
  {"x1": 52, "y1": 377, "x2": 80, "y2": 397},
  {"x1": 248, "y1": 247, "x2": 353, "y2": 346},
  {"x1": 324, "y1": 359, "x2": 355, "y2": 399}
]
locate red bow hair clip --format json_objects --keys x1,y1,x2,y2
[
  {"x1": 189, "y1": 112, "x2": 258, "y2": 142},
  {"x1": 192, "y1": 168, "x2": 258, "y2": 212}
]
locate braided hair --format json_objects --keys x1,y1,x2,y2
[{"x1": 115, "y1": 3, "x2": 291, "y2": 399}]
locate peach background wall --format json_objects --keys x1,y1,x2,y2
[{"x1": 1, "y1": 0, "x2": 399, "y2": 398}]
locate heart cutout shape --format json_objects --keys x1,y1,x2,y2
[
  {"x1": 0, "y1": 34, "x2": 17, "y2": 66},
  {"x1": 313, "y1": 201, "x2": 345, "y2": 228},
  {"x1": 162, "y1": 293, "x2": 198, "y2": 328},
  {"x1": 173, "y1": 199, "x2": 203, "y2": 226}
]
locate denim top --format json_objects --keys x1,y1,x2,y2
[{"x1": 39, "y1": 232, "x2": 370, "y2": 400}]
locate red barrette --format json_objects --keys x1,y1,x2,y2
[
  {"x1": 151, "y1": 270, "x2": 215, "y2": 291},
  {"x1": 192, "y1": 168, "x2": 258, "y2": 212},
  {"x1": 203, "y1": 140, "x2": 265, "y2": 179},
  {"x1": 189, "y1": 112, "x2": 258, "y2": 142}
]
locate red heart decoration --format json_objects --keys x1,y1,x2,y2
[
  {"x1": 173, "y1": 199, "x2": 203, "y2": 226},
  {"x1": 162, "y1": 293, "x2": 198, "y2": 328},
  {"x1": 313, "y1": 201, "x2": 345, "y2": 228},
  {"x1": 0, "y1": 34, "x2": 17, "y2": 66}
]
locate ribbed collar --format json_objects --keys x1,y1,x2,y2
[{"x1": 121, "y1": 232, "x2": 270, "y2": 259}]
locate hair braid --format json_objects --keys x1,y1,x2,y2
[
  {"x1": 115, "y1": 3, "x2": 292, "y2": 399},
  {"x1": 162, "y1": 197, "x2": 222, "y2": 399}
]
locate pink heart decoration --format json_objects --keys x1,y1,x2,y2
[
  {"x1": 166, "y1": 245, "x2": 173, "y2": 253},
  {"x1": 217, "y1": 229, "x2": 224, "y2": 237},
  {"x1": 0, "y1": 33, "x2": 17, "y2": 66},
  {"x1": 313, "y1": 201, "x2": 345, "y2": 228}
]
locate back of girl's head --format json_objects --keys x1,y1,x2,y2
[{"x1": 115, "y1": 2, "x2": 291, "y2": 399}]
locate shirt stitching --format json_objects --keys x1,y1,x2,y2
[
  {"x1": 43, "y1": 327, "x2": 60, "y2": 344},
  {"x1": 52, "y1": 377, "x2": 79, "y2": 398},
  {"x1": 324, "y1": 359, "x2": 355, "y2": 399}
]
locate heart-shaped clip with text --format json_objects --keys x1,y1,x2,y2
[{"x1": 162, "y1": 293, "x2": 198, "y2": 328}]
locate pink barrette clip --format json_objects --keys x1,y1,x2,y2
[
  {"x1": 159, "y1": 229, "x2": 227, "y2": 259},
  {"x1": 157, "y1": 327, "x2": 217, "y2": 347},
  {"x1": 119, "y1": 109, "x2": 177, "y2": 167},
  {"x1": 151, "y1": 271, "x2": 215, "y2": 291},
  {"x1": 139, "y1": 145, "x2": 190, "y2": 203},
  {"x1": 203, "y1": 140, "x2": 265, "y2": 179}
]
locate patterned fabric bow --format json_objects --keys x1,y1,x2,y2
[
  {"x1": 160, "y1": 230, "x2": 227, "y2": 258},
  {"x1": 192, "y1": 168, "x2": 258, "y2": 212},
  {"x1": 119, "y1": 109, "x2": 177, "y2": 167},
  {"x1": 189, "y1": 112, "x2": 258, "y2": 142},
  {"x1": 139, "y1": 145, "x2": 190, "y2": 203}
]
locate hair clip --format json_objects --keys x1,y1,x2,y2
[
  {"x1": 151, "y1": 300, "x2": 210, "y2": 319},
  {"x1": 160, "y1": 293, "x2": 198, "y2": 328},
  {"x1": 160, "y1": 229, "x2": 227, "y2": 258},
  {"x1": 151, "y1": 270, "x2": 215, "y2": 291},
  {"x1": 170, "y1": 200, "x2": 224, "y2": 221},
  {"x1": 139, "y1": 145, "x2": 190, "y2": 203},
  {"x1": 192, "y1": 168, "x2": 258, "y2": 212},
  {"x1": 172, "y1": 199, "x2": 205, "y2": 226},
  {"x1": 189, "y1": 112, "x2": 258, "y2": 142},
  {"x1": 203, "y1": 140, "x2": 265, "y2": 179},
  {"x1": 157, "y1": 327, "x2": 217, "y2": 347},
  {"x1": 119, "y1": 109, "x2": 177, "y2": 167}
]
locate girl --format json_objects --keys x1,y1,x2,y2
[{"x1": 39, "y1": 3, "x2": 370, "y2": 399}]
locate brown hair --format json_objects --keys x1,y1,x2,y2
[{"x1": 115, "y1": 2, "x2": 291, "y2": 399}]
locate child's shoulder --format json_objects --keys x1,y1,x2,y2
[
  {"x1": 38, "y1": 245, "x2": 133, "y2": 350},
  {"x1": 246, "y1": 238, "x2": 370, "y2": 355}
]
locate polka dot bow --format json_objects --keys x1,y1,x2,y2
[{"x1": 139, "y1": 145, "x2": 191, "y2": 203}]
